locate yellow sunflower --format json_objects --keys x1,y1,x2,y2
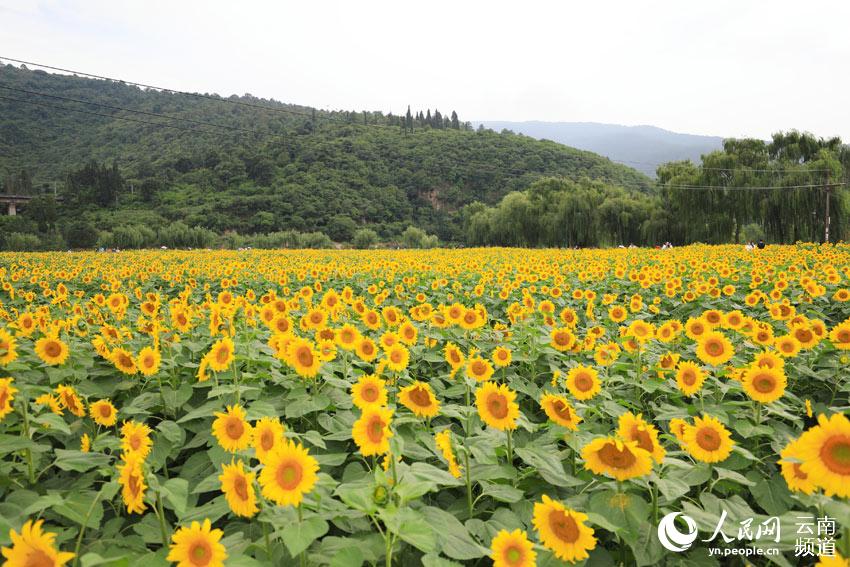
[
  {"x1": 582, "y1": 436, "x2": 653, "y2": 481},
  {"x1": 0, "y1": 519, "x2": 75, "y2": 567},
  {"x1": 258, "y1": 440, "x2": 319, "y2": 507},
  {"x1": 696, "y1": 331, "x2": 735, "y2": 366},
  {"x1": 0, "y1": 377, "x2": 18, "y2": 421},
  {"x1": 741, "y1": 365, "x2": 786, "y2": 404},
  {"x1": 683, "y1": 414, "x2": 734, "y2": 463},
  {"x1": 532, "y1": 495, "x2": 596, "y2": 563},
  {"x1": 774, "y1": 334, "x2": 802, "y2": 358},
  {"x1": 434, "y1": 429, "x2": 462, "y2": 478},
  {"x1": 166, "y1": 519, "x2": 227, "y2": 567},
  {"x1": 117, "y1": 451, "x2": 147, "y2": 514},
  {"x1": 351, "y1": 374, "x2": 388, "y2": 410},
  {"x1": 550, "y1": 327, "x2": 577, "y2": 352},
  {"x1": 674, "y1": 361, "x2": 706, "y2": 397},
  {"x1": 829, "y1": 321, "x2": 850, "y2": 350},
  {"x1": 219, "y1": 460, "x2": 258, "y2": 518},
  {"x1": 779, "y1": 438, "x2": 817, "y2": 495},
  {"x1": 136, "y1": 346, "x2": 161, "y2": 377},
  {"x1": 207, "y1": 336, "x2": 235, "y2": 372},
  {"x1": 121, "y1": 420, "x2": 153, "y2": 458},
  {"x1": 540, "y1": 393, "x2": 581, "y2": 431},
  {"x1": 617, "y1": 412, "x2": 666, "y2": 463},
  {"x1": 287, "y1": 337, "x2": 322, "y2": 378},
  {"x1": 211, "y1": 405, "x2": 252, "y2": 453},
  {"x1": 355, "y1": 337, "x2": 378, "y2": 362},
  {"x1": 383, "y1": 343, "x2": 410, "y2": 372},
  {"x1": 492, "y1": 346, "x2": 512, "y2": 368},
  {"x1": 352, "y1": 407, "x2": 394, "y2": 456},
  {"x1": 252, "y1": 416, "x2": 286, "y2": 464},
  {"x1": 398, "y1": 381, "x2": 440, "y2": 418},
  {"x1": 35, "y1": 335, "x2": 69, "y2": 366},
  {"x1": 444, "y1": 342, "x2": 465, "y2": 370},
  {"x1": 796, "y1": 413, "x2": 850, "y2": 497},
  {"x1": 0, "y1": 328, "x2": 18, "y2": 365},
  {"x1": 111, "y1": 348, "x2": 137, "y2": 375},
  {"x1": 466, "y1": 356, "x2": 495, "y2": 382},
  {"x1": 565, "y1": 365, "x2": 601, "y2": 401},
  {"x1": 490, "y1": 529, "x2": 536, "y2": 567},
  {"x1": 55, "y1": 385, "x2": 85, "y2": 417},
  {"x1": 89, "y1": 399, "x2": 118, "y2": 427},
  {"x1": 475, "y1": 382, "x2": 519, "y2": 431}
]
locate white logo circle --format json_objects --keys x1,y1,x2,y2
[{"x1": 657, "y1": 512, "x2": 698, "y2": 552}]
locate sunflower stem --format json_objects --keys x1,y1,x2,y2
[
  {"x1": 19, "y1": 397, "x2": 35, "y2": 485},
  {"x1": 505, "y1": 429, "x2": 513, "y2": 469},
  {"x1": 464, "y1": 447, "x2": 473, "y2": 519},
  {"x1": 262, "y1": 518, "x2": 272, "y2": 560},
  {"x1": 385, "y1": 527, "x2": 394, "y2": 567},
  {"x1": 155, "y1": 490, "x2": 169, "y2": 547},
  {"x1": 298, "y1": 504, "x2": 306, "y2": 567}
]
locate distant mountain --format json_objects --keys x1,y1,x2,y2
[{"x1": 473, "y1": 121, "x2": 724, "y2": 177}]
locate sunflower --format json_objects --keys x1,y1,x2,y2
[
  {"x1": 796, "y1": 413, "x2": 850, "y2": 497},
  {"x1": 0, "y1": 377, "x2": 18, "y2": 421},
  {"x1": 398, "y1": 321, "x2": 418, "y2": 345},
  {"x1": 398, "y1": 381, "x2": 440, "y2": 418},
  {"x1": 0, "y1": 519, "x2": 75, "y2": 567},
  {"x1": 618, "y1": 411, "x2": 666, "y2": 463},
  {"x1": 207, "y1": 336, "x2": 235, "y2": 372},
  {"x1": 252, "y1": 416, "x2": 285, "y2": 464},
  {"x1": 540, "y1": 393, "x2": 581, "y2": 431},
  {"x1": 219, "y1": 460, "x2": 258, "y2": 518},
  {"x1": 0, "y1": 328, "x2": 18, "y2": 365},
  {"x1": 475, "y1": 382, "x2": 519, "y2": 431},
  {"x1": 212, "y1": 405, "x2": 253, "y2": 453},
  {"x1": 683, "y1": 415, "x2": 734, "y2": 463},
  {"x1": 55, "y1": 385, "x2": 86, "y2": 417},
  {"x1": 684, "y1": 317, "x2": 709, "y2": 340},
  {"x1": 434, "y1": 429, "x2": 462, "y2": 478},
  {"x1": 674, "y1": 361, "x2": 706, "y2": 397},
  {"x1": 752, "y1": 350, "x2": 784, "y2": 370},
  {"x1": 829, "y1": 321, "x2": 850, "y2": 350},
  {"x1": 774, "y1": 334, "x2": 802, "y2": 358},
  {"x1": 696, "y1": 331, "x2": 734, "y2": 366},
  {"x1": 89, "y1": 399, "x2": 118, "y2": 427},
  {"x1": 741, "y1": 365, "x2": 786, "y2": 403},
  {"x1": 121, "y1": 420, "x2": 153, "y2": 458},
  {"x1": 492, "y1": 346, "x2": 512, "y2": 368},
  {"x1": 35, "y1": 335, "x2": 69, "y2": 366},
  {"x1": 336, "y1": 324, "x2": 360, "y2": 351},
  {"x1": 668, "y1": 418, "x2": 689, "y2": 444},
  {"x1": 383, "y1": 343, "x2": 410, "y2": 372},
  {"x1": 166, "y1": 519, "x2": 227, "y2": 567},
  {"x1": 444, "y1": 342, "x2": 465, "y2": 370},
  {"x1": 779, "y1": 438, "x2": 817, "y2": 495},
  {"x1": 351, "y1": 374, "x2": 388, "y2": 410},
  {"x1": 117, "y1": 452, "x2": 147, "y2": 514},
  {"x1": 466, "y1": 356, "x2": 495, "y2": 382},
  {"x1": 550, "y1": 327, "x2": 577, "y2": 352},
  {"x1": 136, "y1": 346, "x2": 161, "y2": 377},
  {"x1": 565, "y1": 365, "x2": 601, "y2": 401},
  {"x1": 355, "y1": 337, "x2": 378, "y2": 362},
  {"x1": 352, "y1": 407, "x2": 394, "y2": 456},
  {"x1": 532, "y1": 495, "x2": 596, "y2": 563},
  {"x1": 258, "y1": 440, "x2": 319, "y2": 507},
  {"x1": 490, "y1": 529, "x2": 536, "y2": 567},
  {"x1": 80, "y1": 433, "x2": 91, "y2": 453},
  {"x1": 287, "y1": 337, "x2": 322, "y2": 378},
  {"x1": 111, "y1": 348, "x2": 137, "y2": 375},
  {"x1": 582, "y1": 437, "x2": 653, "y2": 481}
]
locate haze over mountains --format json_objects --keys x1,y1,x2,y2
[{"x1": 474, "y1": 121, "x2": 724, "y2": 177}]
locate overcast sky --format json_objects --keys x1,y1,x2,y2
[{"x1": 2, "y1": 0, "x2": 848, "y2": 140}]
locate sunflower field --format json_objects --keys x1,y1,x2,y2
[{"x1": 1, "y1": 245, "x2": 850, "y2": 567}]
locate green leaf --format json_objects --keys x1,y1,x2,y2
[
  {"x1": 157, "y1": 420, "x2": 185, "y2": 446},
  {"x1": 53, "y1": 449, "x2": 112, "y2": 472},
  {"x1": 279, "y1": 517, "x2": 329, "y2": 557},
  {"x1": 515, "y1": 446, "x2": 577, "y2": 487},
  {"x1": 478, "y1": 481, "x2": 524, "y2": 503},
  {"x1": 421, "y1": 555, "x2": 463, "y2": 567},
  {"x1": 53, "y1": 490, "x2": 104, "y2": 528},
  {"x1": 335, "y1": 481, "x2": 378, "y2": 514},
  {"x1": 380, "y1": 507, "x2": 437, "y2": 553},
  {"x1": 161, "y1": 478, "x2": 190, "y2": 518},
  {"x1": 421, "y1": 506, "x2": 488, "y2": 560},
  {"x1": 329, "y1": 547, "x2": 364, "y2": 567},
  {"x1": 748, "y1": 473, "x2": 792, "y2": 516},
  {"x1": 33, "y1": 412, "x2": 71, "y2": 435}
]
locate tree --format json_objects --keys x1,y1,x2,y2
[
  {"x1": 23, "y1": 195, "x2": 58, "y2": 232},
  {"x1": 64, "y1": 220, "x2": 98, "y2": 248},
  {"x1": 401, "y1": 226, "x2": 427, "y2": 248},
  {"x1": 326, "y1": 215, "x2": 357, "y2": 242},
  {"x1": 352, "y1": 228, "x2": 379, "y2": 249},
  {"x1": 450, "y1": 111, "x2": 460, "y2": 130}
]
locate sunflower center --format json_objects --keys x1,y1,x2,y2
[
  {"x1": 233, "y1": 475, "x2": 249, "y2": 501},
  {"x1": 837, "y1": 330, "x2": 850, "y2": 344},
  {"x1": 23, "y1": 548, "x2": 54, "y2": 567},
  {"x1": 276, "y1": 460, "x2": 304, "y2": 490},
  {"x1": 752, "y1": 373, "x2": 776, "y2": 393},
  {"x1": 705, "y1": 340, "x2": 723, "y2": 357},
  {"x1": 225, "y1": 417, "x2": 245, "y2": 440},
  {"x1": 471, "y1": 361, "x2": 486, "y2": 376},
  {"x1": 680, "y1": 369, "x2": 696, "y2": 386},
  {"x1": 45, "y1": 341, "x2": 61, "y2": 357},
  {"x1": 821, "y1": 436, "x2": 850, "y2": 475},
  {"x1": 408, "y1": 386, "x2": 431, "y2": 407},
  {"x1": 118, "y1": 353, "x2": 133, "y2": 367},
  {"x1": 486, "y1": 393, "x2": 509, "y2": 419},
  {"x1": 0, "y1": 390, "x2": 7, "y2": 408},
  {"x1": 361, "y1": 343, "x2": 374, "y2": 355},
  {"x1": 362, "y1": 384, "x2": 379, "y2": 402},
  {"x1": 554, "y1": 332, "x2": 569, "y2": 346},
  {"x1": 143, "y1": 355, "x2": 155, "y2": 368},
  {"x1": 128, "y1": 472, "x2": 142, "y2": 497},
  {"x1": 296, "y1": 347, "x2": 314, "y2": 368},
  {"x1": 260, "y1": 429, "x2": 274, "y2": 451},
  {"x1": 100, "y1": 405, "x2": 112, "y2": 417},
  {"x1": 367, "y1": 417, "x2": 385, "y2": 443},
  {"x1": 598, "y1": 442, "x2": 637, "y2": 469},
  {"x1": 130, "y1": 434, "x2": 142, "y2": 451},
  {"x1": 696, "y1": 427, "x2": 721, "y2": 451},
  {"x1": 505, "y1": 545, "x2": 523, "y2": 565},
  {"x1": 390, "y1": 350, "x2": 403, "y2": 363},
  {"x1": 552, "y1": 400, "x2": 572, "y2": 421},
  {"x1": 548, "y1": 509, "x2": 580, "y2": 543},
  {"x1": 189, "y1": 539, "x2": 212, "y2": 565},
  {"x1": 630, "y1": 425, "x2": 654, "y2": 453},
  {"x1": 216, "y1": 345, "x2": 230, "y2": 365},
  {"x1": 574, "y1": 373, "x2": 593, "y2": 391}
]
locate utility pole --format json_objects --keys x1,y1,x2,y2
[{"x1": 824, "y1": 171, "x2": 831, "y2": 243}]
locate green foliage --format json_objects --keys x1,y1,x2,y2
[
  {"x1": 353, "y1": 228, "x2": 379, "y2": 249},
  {"x1": 4, "y1": 232, "x2": 41, "y2": 251},
  {"x1": 740, "y1": 222, "x2": 765, "y2": 243},
  {"x1": 400, "y1": 226, "x2": 439, "y2": 249}
]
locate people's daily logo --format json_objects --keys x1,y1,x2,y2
[{"x1": 657, "y1": 512, "x2": 698, "y2": 552}]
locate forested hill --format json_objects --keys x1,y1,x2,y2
[{"x1": 0, "y1": 64, "x2": 651, "y2": 244}]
